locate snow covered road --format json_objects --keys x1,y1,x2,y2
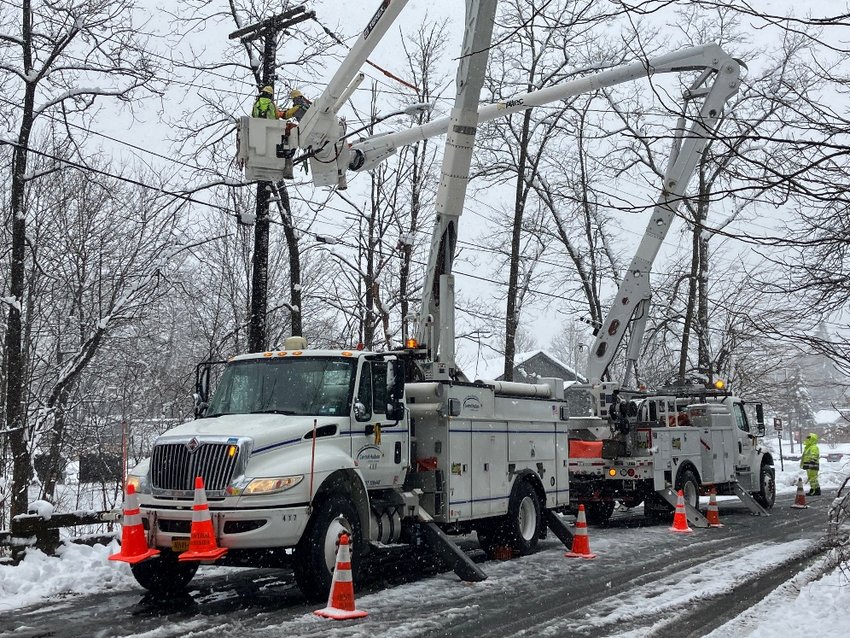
[{"x1": 0, "y1": 490, "x2": 839, "y2": 638}]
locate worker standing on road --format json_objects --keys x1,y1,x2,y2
[
  {"x1": 252, "y1": 86, "x2": 279, "y2": 119},
  {"x1": 801, "y1": 432, "x2": 821, "y2": 496}
]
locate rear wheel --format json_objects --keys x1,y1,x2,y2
[
  {"x1": 477, "y1": 480, "x2": 542, "y2": 557},
  {"x1": 754, "y1": 463, "x2": 776, "y2": 509},
  {"x1": 676, "y1": 469, "x2": 700, "y2": 510},
  {"x1": 130, "y1": 550, "x2": 199, "y2": 595},
  {"x1": 293, "y1": 494, "x2": 361, "y2": 603}
]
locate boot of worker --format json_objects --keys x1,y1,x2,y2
[{"x1": 813, "y1": 487, "x2": 821, "y2": 496}]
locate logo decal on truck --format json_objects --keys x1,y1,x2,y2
[
  {"x1": 463, "y1": 396, "x2": 482, "y2": 412},
  {"x1": 356, "y1": 445, "x2": 383, "y2": 471}
]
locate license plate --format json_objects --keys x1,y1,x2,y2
[{"x1": 171, "y1": 537, "x2": 190, "y2": 552}]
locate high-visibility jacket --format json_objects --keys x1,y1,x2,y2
[
  {"x1": 252, "y1": 96, "x2": 278, "y2": 119},
  {"x1": 801, "y1": 434, "x2": 820, "y2": 470}
]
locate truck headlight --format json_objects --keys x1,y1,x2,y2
[
  {"x1": 243, "y1": 475, "x2": 304, "y2": 495},
  {"x1": 126, "y1": 473, "x2": 150, "y2": 494}
]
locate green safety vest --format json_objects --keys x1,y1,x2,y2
[{"x1": 252, "y1": 96, "x2": 278, "y2": 119}]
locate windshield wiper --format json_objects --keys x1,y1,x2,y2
[{"x1": 248, "y1": 409, "x2": 296, "y2": 415}]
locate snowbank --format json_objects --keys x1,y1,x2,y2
[{"x1": 0, "y1": 541, "x2": 134, "y2": 612}]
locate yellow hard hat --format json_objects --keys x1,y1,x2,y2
[
  {"x1": 290, "y1": 89, "x2": 303, "y2": 98},
  {"x1": 261, "y1": 85, "x2": 273, "y2": 95}
]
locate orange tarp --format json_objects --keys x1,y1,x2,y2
[{"x1": 569, "y1": 440, "x2": 604, "y2": 459}]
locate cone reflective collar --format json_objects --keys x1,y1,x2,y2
[
  {"x1": 178, "y1": 476, "x2": 228, "y2": 562},
  {"x1": 564, "y1": 504, "x2": 598, "y2": 559},
  {"x1": 670, "y1": 489, "x2": 693, "y2": 533},
  {"x1": 314, "y1": 533, "x2": 368, "y2": 620},
  {"x1": 706, "y1": 489, "x2": 724, "y2": 528},
  {"x1": 108, "y1": 483, "x2": 160, "y2": 564},
  {"x1": 791, "y1": 477, "x2": 808, "y2": 509}
]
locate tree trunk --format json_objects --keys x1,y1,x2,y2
[
  {"x1": 277, "y1": 184, "x2": 303, "y2": 337},
  {"x1": 503, "y1": 109, "x2": 533, "y2": 381},
  {"x1": 5, "y1": 0, "x2": 36, "y2": 519}
]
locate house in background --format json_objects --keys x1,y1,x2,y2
[
  {"x1": 813, "y1": 408, "x2": 850, "y2": 444},
  {"x1": 468, "y1": 350, "x2": 586, "y2": 384}
]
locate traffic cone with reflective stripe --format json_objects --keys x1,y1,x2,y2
[
  {"x1": 705, "y1": 488, "x2": 724, "y2": 528},
  {"x1": 178, "y1": 476, "x2": 228, "y2": 561},
  {"x1": 791, "y1": 477, "x2": 808, "y2": 509},
  {"x1": 564, "y1": 504, "x2": 598, "y2": 559},
  {"x1": 108, "y1": 483, "x2": 160, "y2": 564},
  {"x1": 314, "y1": 533, "x2": 368, "y2": 620},
  {"x1": 670, "y1": 489, "x2": 693, "y2": 533}
]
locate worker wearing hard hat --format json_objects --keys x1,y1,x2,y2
[
  {"x1": 251, "y1": 85, "x2": 279, "y2": 119},
  {"x1": 282, "y1": 89, "x2": 312, "y2": 121},
  {"x1": 800, "y1": 432, "x2": 821, "y2": 496}
]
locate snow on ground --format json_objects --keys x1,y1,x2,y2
[
  {"x1": 0, "y1": 542, "x2": 134, "y2": 612},
  {"x1": 706, "y1": 556, "x2": 850, "y2": 638},
  {"x1": 0, "y1": 450, "x2": 847, "y2": 635}
]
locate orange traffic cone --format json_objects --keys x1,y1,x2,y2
[
  {"x1": 670, "y1": 489, "x2": 693, "y2": 533},
  {"x1": 109, "y1": 483, "x2": 160, "y2": 564},
  {"x1": 314, "y1": 533, "x2": 368, "y2": 620},
  {"x1": 564, "y1": 504, "x2": 598, "y2": 559},
  {"x1": 791, "y1": 477, "x2": 808, "y2": 509},
  {"x1": 705, "y1": 489, "x2": 724, "y2": 528},
  {"x1": 178, "y1": 476, "x2": 228, "y2": 562}
]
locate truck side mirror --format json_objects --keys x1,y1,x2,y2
[
  {"x1": 385, "y1": 359, "x2": 406, "y2": 423},
  {"x1": 755, "y1": 403, "x2": 765, "y2": 436}
]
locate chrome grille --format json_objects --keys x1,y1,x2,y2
[{"x1": 150, "y1": 441, "x2": 240, "y2": 492}]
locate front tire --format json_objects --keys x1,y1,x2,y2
[
  {"x1": 293, "y1": 494, "x2": 361, "y2": 603},
  {"x1": 130, "y1": 550, "x2": 199, "y2": 595},
  {"x1": 754, "y1": 463, "x2": 776, "y2": 509}
]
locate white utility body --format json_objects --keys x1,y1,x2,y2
[
  {"x1": 566, "y1": 384, "x2": 775, "y2": 525},
  {"x1": 126, "y1": 0, "x2": 764, "y2": 602}
]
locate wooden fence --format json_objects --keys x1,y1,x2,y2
[{"x1": 0, "y1": 510, "x2": 120, "y2": 561}]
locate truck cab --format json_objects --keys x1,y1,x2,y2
[{"x1": 128, "y1": 345, "x2": 406, "y2": 599}]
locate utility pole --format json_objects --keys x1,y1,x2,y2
[{"x1": 229, "y1": 6, "x2": 313, "y2": 353}]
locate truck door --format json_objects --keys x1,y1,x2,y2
[
  {"x1": 351, "y1": 359, "x2": 408, "y2": 489},
  {"x1": 731, "y1": 402, "x2": 755, "y2": 474}
]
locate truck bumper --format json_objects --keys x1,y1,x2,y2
[{"x1": 140, "y1": 503, "x2": 311, "y2": 550}]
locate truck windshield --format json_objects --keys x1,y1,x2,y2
[{"x1": 206, "y1": 357, "x2": 356, "y2": 417}]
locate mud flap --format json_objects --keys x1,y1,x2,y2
[
  {"x1": 543, "y1": 509, "x2": 574, "y2": 548},
  {"x1": 418, "y1": 521, "x2": 487, "y2": 582}
]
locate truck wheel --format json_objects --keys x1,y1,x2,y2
[
  {"x1": 505, "y1": 480, "x2": 542, "y2": 555},
  {"x1": 293, "y1": 494, "x2": 361, "y2": 603},
  {"x1": 130, "y1": 550, "x2": 198, "y2": 595},
  {"x1": 477, "y1": 481, "x2": 542, "y2": 558},
  {"x1": 754, "y1": 464, "x2": 776, "y2": 509},
  {"x1": 676, "y1": 469, "x2": 700, "y2": 510},
  {"x1": 583, "y1": 501, "x2": 615, "y2": 525}
]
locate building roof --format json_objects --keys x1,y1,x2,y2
[{"x1": 468, "y1": 350, "x2": 586, "y2": 383}]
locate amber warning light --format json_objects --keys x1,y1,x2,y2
[{"x1": 405, "y1": 338, "x2": 418, "y2": 349}]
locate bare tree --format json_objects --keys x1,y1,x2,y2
[{"x1": 0, "y1": 0, "x2": 164, "y2": 520}]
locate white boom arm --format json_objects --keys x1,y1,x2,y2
[
  {"x1": 238, "y1": 18, "x2": 740, "y2": 384},
  {"x1": 413, "y1": 0, "x2": 498, "y2": 380},
  {"x1": 348, "y1": 43, "x2": 740, "y2": 383},
  {"x1": 237, "y1": 0, "x2": 409, "y2": 186}
]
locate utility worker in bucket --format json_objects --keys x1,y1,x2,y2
[
  {"x1": 800, "y1": 432, "x2": 821, "y2": 496},
  {"x1": 252, "y1": 85, "x2": 279, "y2": 119},
  {"x1": 282, "y1": 89, "x2": 312, "y2": 121}
]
